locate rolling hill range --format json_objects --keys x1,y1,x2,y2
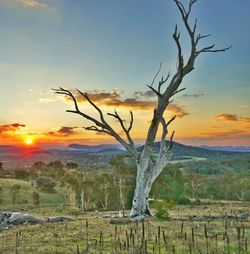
[
  {"x1": 66, "y1": 142, "x2": 250, "y2": 158},
  {"x1": 147, "y1": 141, "x2": 250, "y2": 159},
  {"x1": 0, "y1": 142, "x2": 249, "y2": 169}
]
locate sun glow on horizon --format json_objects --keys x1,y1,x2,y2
[{"x1": 24, "y1": 137, "x2": 34, "y2": 145}]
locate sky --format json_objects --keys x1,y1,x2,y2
[{"x1": 0, "y1": 0, "x2": 249, "y2": 148}]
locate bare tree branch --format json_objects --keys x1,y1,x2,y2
[
  {"x1": 53, "y1": 87, "x2": 138, "y2": 158},
  {"x1": 158, "y1": 115, "x2": 176, "y2": 162},
  {"x1": 197, "y1": 45, "x2": 232, "y2": 55},
  {"x1": 158, "y1": 72, "x2": 171, "y2": 94},
  {"x1": 150, "y1": 63, "x2": 162, "y2": 87},
  {"x1": 146, "y1": 85, "x2": 162, "y2": 98},
  {"x1": 83, "y1": 126, "x2": 110, "y2": 135},
  {"x1": 141, "y1": 0, "x2": 231, "y2": 170},
  {"x1": 127, "y1": 111, "x2": 134, "y2": 133},
  {"x1": 171, "y1": 87, "x2": 186, "y2": 97},
  {"x1": 107, "y1": 110, "x2": 135, "y2": 148}
]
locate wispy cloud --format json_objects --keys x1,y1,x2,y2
[
  {"x1": 215, "y1": 114, "x2": 238, "y2": 121},
  {"x1": 199, "y1": 129, "x2": 250, "y2": 140},
  {"x1": 47, "y1": 127, "x2": 80, "y2": 137},
  {"x1": 62, "y1": 89, "x2": 189, "y2": 118},
  {"x1": 0, "y1": 123, "x2": 26, "y2": 134},
  {"x1": 166, "y1": 104, "x2": 189, "y2": 118},
  {"x1": 39, "y1": 98, "x2": 55, "y2": 103},
  {"x1": 215, "y1": 113, "x2": 250, "y2": 123},
  {"x1": 239, "y1": 104, "x2": 248, "y2": 108},
  {"x1": 181, "y1": 92, "x2": 205, "y2": 98},
  {"x1": 16, "y1": 0, "x2": 55, "y2": 11}
]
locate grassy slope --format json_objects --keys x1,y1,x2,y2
[{"x1": 0, "y1": 178, "x2": 66, "y2": 212}]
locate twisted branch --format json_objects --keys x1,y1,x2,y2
[{"x1": 52, "y1": 88, "x2": 137, "y2": 158}]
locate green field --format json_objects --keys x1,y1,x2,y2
[{"x1": 0, "y1": 178, "x2": 67, "y2": 213}]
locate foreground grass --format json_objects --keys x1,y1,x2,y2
[{"x1": 0, "y1": 203, "x2": 249, "y2": 254}]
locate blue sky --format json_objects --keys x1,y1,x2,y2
[{"x1": 0, "y1": 0, "x2": 249, "y2": 146}]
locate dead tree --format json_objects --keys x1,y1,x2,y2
[{"x1": 53, "y1": 0, "x2": 230, "y2": 218}]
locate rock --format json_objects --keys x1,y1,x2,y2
[
  {"x1": 47, "y1": 216, "x2": 73, "y2": 223},
  {"x1": 8, "y1": 212, "x2": 46, "y2": 225},
  {"x1": 0, "y1": 212, "x2": 73, "y2": 230}
]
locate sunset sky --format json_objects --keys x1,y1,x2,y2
[{"x1": 0, "y1": 0, "x2": 249, "y2": 148}]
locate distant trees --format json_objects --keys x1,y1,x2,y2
[
  {"x1": 36, "y1": 176, "x2": 57, "y2": 192},
  {"x1": 32, "y1": 161, "x2": 46, "y2": 169},
  {"x1": 66, "y1": 162, "x2": 79, "y2": 170},
  {"x1": 151, "y1": 165, "x2": 187, "y2": 201},
  {"x1": 14, "y1": 169, "x2": 30, "y2": 179}
]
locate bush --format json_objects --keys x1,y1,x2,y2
[
  {"x1": 176, "y1": 196, "x2": 192, "y2": 205},
  {"x1": 10, "y1": 184, "x2": 21, "y2": 204},
  {"x1": 14, "y1": 169, "x2": 29, "y2": 179},
  {"x1": 193, "y1": 198, "x2": 201, "y2": 205},
  {"x1": 67, "y1": 207, "x2": 81, "y2": 216},
  {"x1": 36, "y1": 176, "x2": 56, "y2": 192},
  {"x1": 32, "y1": 191, "x2": 40, "y2": 205},
  {"x1": 153, "y1": 200, "x2": 175, "y2": 219}
]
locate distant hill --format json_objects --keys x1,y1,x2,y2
[
  {"x1": 67, "y1": 144, "x2": 123, "y2": 153},
  {"x1": 66, "y1": 142, "x2": 250, "y2": 159},
  {"x1": 137, "y1": 141, "x2": 250, "y2": 159},
  {"x1": 201, "y1": 146, "x2": 250, "y2": 153},
  {"x1": 0, "y1": 145, "x2": 50, "y2": 155},
  {"x1": 1, "y1": 143, "x2": 249, "y2": 159}
]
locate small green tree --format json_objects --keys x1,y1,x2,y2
[
  {"x1": 153, "y1": 200, "x2": 175, "y2": 220},
  {"x1": 32, "y1": 191, "x2": 40, "y2": 205}
]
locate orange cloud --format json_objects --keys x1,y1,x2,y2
[
  {"x1": 47, "y1": 126, "x2": 80, "y2": 137},
  {"x1": 200, "y1": 129, "x2": 249, "y2": 139},
  {"x1": 63, "y1": 90, "x2": 189, "y2": 118},
  {"x1": 0, "y1": 123, "x2": 26, "y2": 134},
  {"x1": 215, "y1": 113, "x2": 250, "y2": 123}
]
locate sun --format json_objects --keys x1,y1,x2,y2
[{"x1": 24, "y1": 137, "x2": 34, "y2": 145}]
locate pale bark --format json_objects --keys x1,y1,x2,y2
[
  {"x1": 81, "y1": 189, "x2": 85, "y2": 212},
  {"x1": 53, "y1": 0, "x2": 230, "y2": 218}
]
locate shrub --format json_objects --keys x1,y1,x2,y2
[
  {"x1": 36, "y1": 176, "x2": 56, "y2": 192},
  {"x1": 193, "y1": 198, "x2": 201, "y2": 205},
  {"x1": 67, "y1": 207, "x2": 81, "y2": 216},
  {"x1": 14, "y1": 169, "x2": 29, "y2": 179},
  {"x1": 10, "y1": 184, "x2": 21, "y2": 204},
  {"x1": 32, "y1": 191, "x2": 40, "y2": 205},
  {"x1": 176, "y1": 196, "x2": 192, "y2": 205},
  {"x1": 153, "y1": 200, "x2": 175, "y2": 219}
]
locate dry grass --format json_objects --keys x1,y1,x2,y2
[{"x1": 0, "y1": 202, "x2": 249, "y2": 254}]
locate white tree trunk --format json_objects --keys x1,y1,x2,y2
[{"x1": 130, "y1": 162, "x2": 164, "y2": 217}]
